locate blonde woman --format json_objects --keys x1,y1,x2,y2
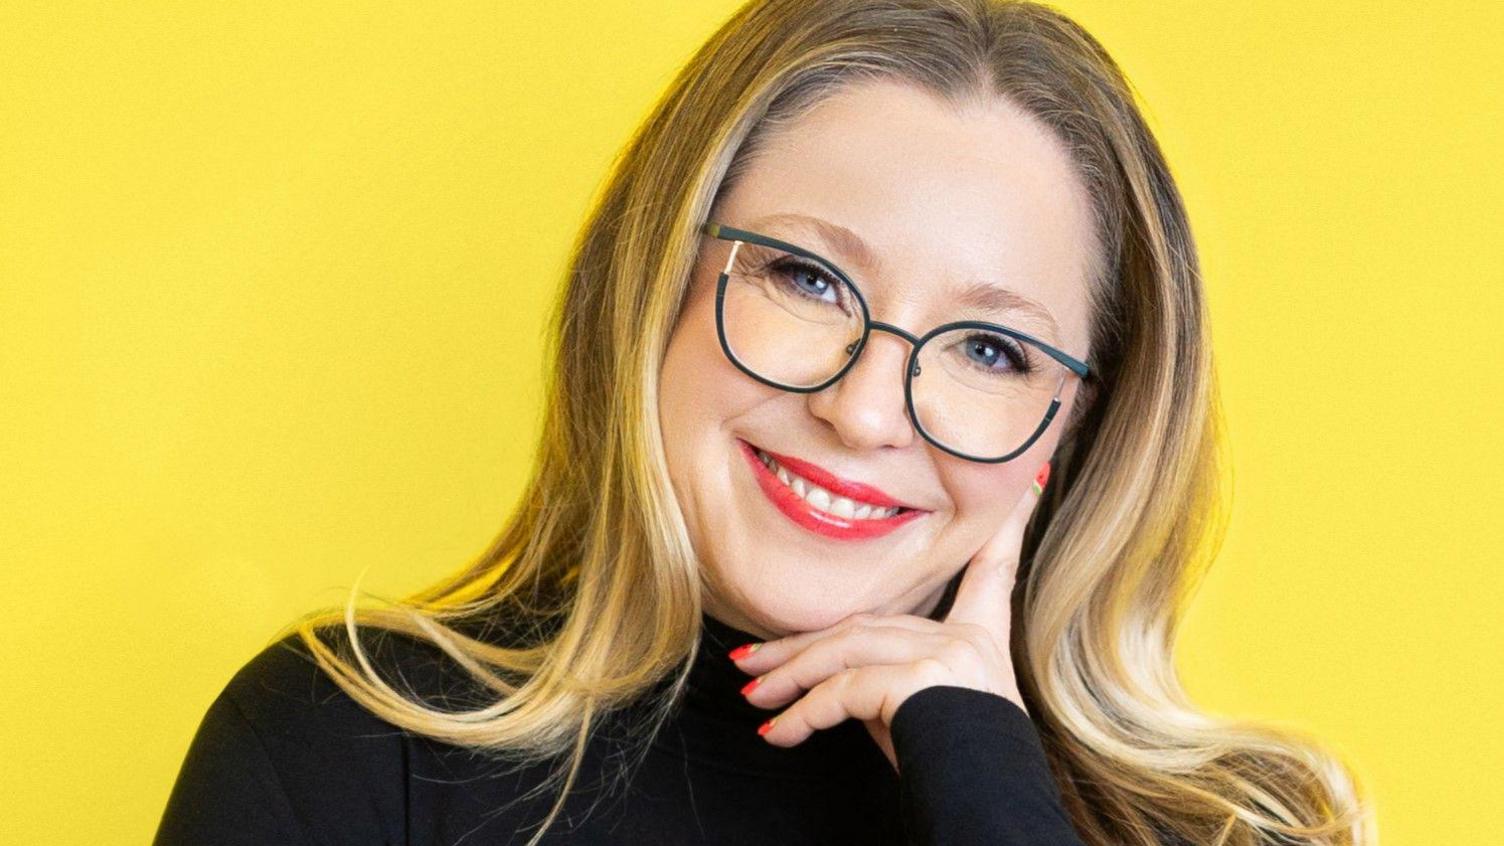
[{"x1": 155, "y1": 1, "x2": 1375, "y2": 844}]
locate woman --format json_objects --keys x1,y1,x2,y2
[{"x1": 155, "y1": 0, "x2": 1374, "y2": 844}]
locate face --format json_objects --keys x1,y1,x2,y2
[{"x1": 659, "y1": 78, "x2": 1097, "y2": 640}]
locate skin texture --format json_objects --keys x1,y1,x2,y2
[{"x1": 656, "y1": 77, "x2": 1098, "y2": 762}]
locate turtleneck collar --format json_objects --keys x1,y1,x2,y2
[
  {"x1": 689, "y1": 609, "x2": 786, "y2": 725},
  {"x1": 638, "y1": 609, "x2": 892, "y2": 778}
]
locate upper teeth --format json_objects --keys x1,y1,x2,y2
[{"x1": 756, "y1": 449, "x2": 902, "y2": 521}]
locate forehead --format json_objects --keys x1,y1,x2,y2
[{"x1": 717, "y1": 78, "x2": 1097, "y2": 355}]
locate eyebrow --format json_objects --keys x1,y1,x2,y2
[
  {"x1": 746, "y1": 212, "x2": 1063, "y2": 342},
  {"x1": 749, "y1": 212, "x2": 882, "y2": 272}
]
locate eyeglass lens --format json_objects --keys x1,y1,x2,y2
[{"x1": 717, "y1": 239, "x2": 1069, "y2": 461}]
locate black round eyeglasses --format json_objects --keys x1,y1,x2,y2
[{"x1": 700, "y1": 220, "x2": 1091, "y2": 464}]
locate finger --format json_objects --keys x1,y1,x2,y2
[
  {"x1": 757, "y1": 661, "x2": 938, "y2": 746},
  {"x1": 727, "y1": 613, "x2": 941, "y2": 676},
  {"x1": 942, "y1": 460, "x2": 1051, "y2": 639},
  {"x1": 740, "y1": 625, "x2": 953, "y2": 709}
]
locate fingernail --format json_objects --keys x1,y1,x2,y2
[
  {"x1": 740, "y1": 675, "x2": 763, "y2": 696},
  {"x1": 757, "y1": 715, "x2": 778, "y2": 736},
  {"x1": 1031, "y1": 461, "x2": 1051, "y2": 496},
  {"x1": 728, "y1": 642, "x2": 761, "y2": 661}
]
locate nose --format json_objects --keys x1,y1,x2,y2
[{"x1": 805, "y1": 323, "x2": 918, "y2": 453}]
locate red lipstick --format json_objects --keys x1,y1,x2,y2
[
  {"x1": 737, "y1": 438, "x2": 926, "y2": 541},
  {"x1": 758, "y1": 445, "x2": 916, "y2": 510}
]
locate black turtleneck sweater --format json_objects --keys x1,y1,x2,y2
[{"x1": 154, "y1": 610, "x2": 1089, "y2": 845}]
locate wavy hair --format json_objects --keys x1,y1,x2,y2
[{"x1": 277, "y1": 1, "x2": 1377, "y2": 843}]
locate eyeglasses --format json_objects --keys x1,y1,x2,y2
[{"x1": 699, "y1": 220, "x2": 1091, "y2": 464}]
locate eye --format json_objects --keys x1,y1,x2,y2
[
  {"x1": 960, "y1": 331, "x2": 1035, "y2": 375},
  {"x1": 770, "y1": 257, "x2": 843, "y2": 305}
]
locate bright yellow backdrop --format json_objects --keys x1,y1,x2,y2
[{"x1": 3, "y1": 2, "x2": 1499, "y2": 843}]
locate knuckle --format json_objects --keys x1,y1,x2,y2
[
  {"x1": 839, "y1": 623, "x2": 875, "y2": 648},
  {"x1": 955, "y1": 622, "x2": 991, "y2": 643},
  {"x1": 940, "y1": 638, "x2": 983, "y2": 671},
  {"x1": 832, "y1": 666, "x2": 861, "y2": 690},
  {"x1": 913, "y1": 656, "x2": 950, "y2": 682},
  {"x1": 955, "y1": 624, "x2": 999, "y2": 656}
]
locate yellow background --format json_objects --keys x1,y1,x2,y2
[{"x1": 3, "y1": 2, "x2": 1499, "y2": 843}]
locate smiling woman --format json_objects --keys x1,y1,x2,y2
[{"x1": 154, "y1": 1, "x2": 1375, "y2": 845}]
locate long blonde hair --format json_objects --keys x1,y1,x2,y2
[{"x1": 278, "y1": 1, "x2": 1377, "y2": 843}]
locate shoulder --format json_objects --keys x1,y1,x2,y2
[
  {"x1": 157, "y1": 625, "x2": 458, "y2": 844},
  {"x1": 209, "y1": 628, "x2": 416, "y2": 782},
  {"x1": 219, "y1": 623, "x2": 484, "y2": 747}
]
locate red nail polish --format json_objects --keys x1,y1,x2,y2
[
  {"x1": 728, "y1": 642, "x2": 761, "y2": 661},
  {"x1": 1032, "y1": 461, "x2": 1051, "y2": 495},
  {"x1": 757, "y1": 716, "x2": 778, "y2": 736},
  {"x1": 740, "y1": 675, "x2": 762, "y2": 696}
]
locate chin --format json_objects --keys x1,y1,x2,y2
[{"x1": 708, "y1": 556, "x2": 898, "y2": 637}]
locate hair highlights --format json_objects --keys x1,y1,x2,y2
[{"x1": 277, "y1": 2, "x2": 1376, "y2": 843}]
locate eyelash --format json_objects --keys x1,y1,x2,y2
[
  {"x1": 769, "y1": 257, "x2": 843, "y2": 304},
  {"x1": 961, "y1": 331, "x2": 1036, "y2": 375}
]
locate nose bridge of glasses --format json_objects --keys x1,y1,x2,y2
[
  {"x1": 844, "y1": 320, "x2": 921, "y2": 377},
  {"x1": 866, "y1": 320, "x2": 922, "y2": 349}
]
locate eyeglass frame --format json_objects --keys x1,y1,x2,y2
[{"x1": 699, "y1": 220, "x2": 1093, "y2": 464}]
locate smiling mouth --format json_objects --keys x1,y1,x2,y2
[
  {"x1": 751, "y1": 447, "x2": 908, "y2": 521},
  {"x1": 735, "y1": 438, "x2": 926, "y2": 541}
]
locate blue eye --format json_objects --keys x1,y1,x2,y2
[
  {"x1": 961, "y1": 331, "x2": 1035, "y2": 375},
  {"x1": 771, "y1": 258, "x2": 841, "y2": 303}
]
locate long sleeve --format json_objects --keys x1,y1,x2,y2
[{"x1": 889, "y1": 684, "x2": 1088, "y2": 846}]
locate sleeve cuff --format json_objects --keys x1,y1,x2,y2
[{"x1": 889, "y1": 685, "x2": 1087, "y2": 845}]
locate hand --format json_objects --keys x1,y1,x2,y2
[{"x1": 727, "y1": 460, "x2": 1051, "y2": 772}]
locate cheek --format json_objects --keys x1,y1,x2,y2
[
  {"x1": 657, "y1": 283, "x2": 761, "y2": 518},
  {"x1": 657, "y1": 285, "x2": 781, "y2": 582},
  {"x1": 659, "y1": 262, "x2": 781, "y2": 445},
  {"x1": 659, "y1": 319, "x2": 712, "y2": 487},
  {"x1": 658, "y1": 323, "x2": 716, "y2": 563},
  {"x1": 661, "y1": 269, "x2": 718, "y2": 416},
  {"x1": 943, "y1": 451, "x2": 1049, "y2": 530}
]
